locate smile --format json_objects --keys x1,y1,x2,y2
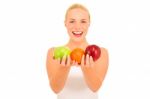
[{"x1": 72, "y1": 31, "x2": 83, "y2": 37}]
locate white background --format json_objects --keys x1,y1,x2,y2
[{"x1": 0, "y1": 0, "x2": 150, "y2": 99}]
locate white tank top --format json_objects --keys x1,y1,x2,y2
[{"x1": 57, "y1": 66, "x2": 98, "y2": 99}]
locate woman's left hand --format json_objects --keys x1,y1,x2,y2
[{"x1": 81, "y1": 54, "x2": 95, "y2": 68}]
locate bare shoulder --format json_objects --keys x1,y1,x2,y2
[
  {"x1": 101, "y1": 47, "x2": 109, "y2": 56},
  {"x1": 47, "y1": 47, "x2": 55, "y2": 58},
  {"x1": 48, "y1": 47, "x2": 54, "y2": 53},
  {"x1": 97, "y1": 47, "x2": 109, "y2": 63}
]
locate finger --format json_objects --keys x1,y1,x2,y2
[
  {"x1": 70, "y1": 59, "x2": 73, "y2": 65},
  {"x1": 90, "y1": 56, "x2": 94, "y2": 67},
  {"x1": 72, "y1": 61, "x2": 77, "y2": 66},
  {"x1": 56, "y1": 58, "x2": 61, "y2": 64},
  {"x1": 52, "y1": 56, "x2": 55, "y2": 60},
  {"x1": 75, "y1": 61, "x2": 79, "y2": 66},
  {"x1": 81, "y1": 55, "x2": 85, "y2": 66},
  {"x1": 52, "y1": 56, "x2": 56, "y2": 62},
  {"x1": 86, "y1": 54, "x2": 90, "y2": 67},
  {"x1": 66, "y1": 55, "x2": 71, "y2": 67},
  {"x1": 72, "y1": 60, "x2": 75, "y2": 65},
  {"x1": 61, "y1": 55, "x2": 66, "y2": 66}
]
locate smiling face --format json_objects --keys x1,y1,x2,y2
[{"x1": 65, "y1": 8, "x2": 90, "y2": 42}]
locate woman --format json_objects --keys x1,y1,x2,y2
[{"x1": 46, "y1": 3, "x2": 109, "y2": 99}]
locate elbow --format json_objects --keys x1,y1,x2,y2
[
  {"x1": 49, "y1": 82, "x2": 61, "y2": 94},
  {"x1": 90, "y1": 85, "x2": 101, "y2": 92},
  {"x1": 51, "y1": 87, "x2": 60, "y2": 94},
  {"x1": 53, "y1": 89, "x2": 60, "y2": 94},
  {"x1": 90, "y1": 81, "x2": 103, "y2": 92}
]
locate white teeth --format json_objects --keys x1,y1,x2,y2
[{"x1": 72, "y1": 31, "x2": 82, "y2": 34}]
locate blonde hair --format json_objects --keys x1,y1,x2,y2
[{"x1": 65, "y1": 3, "x2": 90, "y2": 21}]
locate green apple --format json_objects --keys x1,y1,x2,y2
[{"x1": 54, "y1": 46, "x2": 71, "y2": 59}]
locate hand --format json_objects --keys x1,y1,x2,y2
[
  {"x1": 71, "y1": 60, "x2": 80, "y2": 66},
  {"x1": 81, "y1": 54, "x2": 95, "y2": 68},
  {"x1": 53, "y1": 55, "x2": 71, "y2": 68}
]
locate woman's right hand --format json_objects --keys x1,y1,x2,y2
[
  {"x1": 53, "y1": 55, "x2": 79, "y2": 68},
  {"x1": 47, "y1": 48, "x2": 73, "y2": 93},
  {"x1": 54, "y1": 55, "x2": 72, "y2": 68}
]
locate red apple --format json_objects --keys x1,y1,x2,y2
[{"x1": 85, "y1": 45, "x2": 101, "y2": 61}]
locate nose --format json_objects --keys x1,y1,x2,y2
[{"x1": 74, "y1": 22, "x2": 81, "y2": 30}]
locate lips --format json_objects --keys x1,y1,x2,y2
[{"x1": 72, "y1": 31, "x2": 83, "y2": 37}]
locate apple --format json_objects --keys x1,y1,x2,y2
[
  {"x1": 70, "y1": 48, "x2": 84, "y2": 64},
  {"x1": 54, "y1": 46, "x2": 71, "y2": 59},
  {"x1": 85, "y1": 45, "x2": 101, "y2": 61}
]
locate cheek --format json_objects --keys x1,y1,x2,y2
[
  {"x1": 83, "y1": 25, "x2": 89, "y2": 31},
  {"x1": 66, "y1": 24, "x2": 74, "y2": 30},
  {"x1": 66, "y1": 25, "x2": 73, "y2": 35}
]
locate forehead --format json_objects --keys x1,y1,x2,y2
[{"x1": 67, "y1": 8, "x2": 89, "y2": 19}]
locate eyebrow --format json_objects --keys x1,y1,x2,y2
[
  {"x1": 81, "y1": 19, "x2": 87, "y2": 21},
  {"x1": 69, "y1": 18, "x2": 75, "y2": 20},
  {"x1": 69, "y1": 18, "x2": 87, "y2": 20}
]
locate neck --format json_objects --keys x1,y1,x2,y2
[{"x1": 66, "y1": 38, "x2": 89, "y2": 50}]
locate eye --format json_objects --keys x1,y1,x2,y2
[
  {"x1": 81, "y1": 20, "x2": 87, "y2": 23},
  {"x1": 69, "y1": 20, "x2": 75, "y2": 23}
]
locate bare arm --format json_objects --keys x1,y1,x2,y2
[
  {"x1": 81, "y1": 48, "x2": 109, "y2": 92},
  {"x1": 46, "y1": 48, "x2": 71, "y2": 93}
]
